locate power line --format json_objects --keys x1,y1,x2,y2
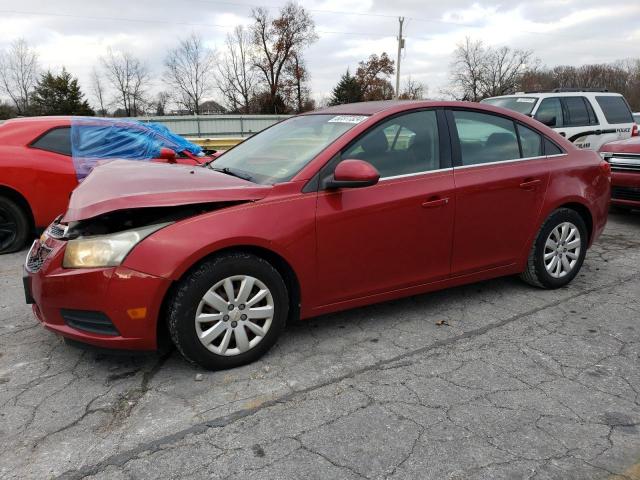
[{"x1": 0, "y1": 9, "x2": 405, "y2": 39}]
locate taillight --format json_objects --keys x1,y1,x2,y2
[{"x1": 633, "y1": 123, "x2": 639, "y2": 137}]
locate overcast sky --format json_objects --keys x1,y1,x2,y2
[{"x1": 1, "y1": 0, "x2": 639, "y2": 109}]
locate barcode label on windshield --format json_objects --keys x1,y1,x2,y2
[{"x1": 328, "y1": 115, "x2": 368, "y2": 124}]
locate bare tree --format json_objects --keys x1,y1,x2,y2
[
  {"x1": 398, "y1": 76, "x2": 426, "y2": 100},
  {"x1": 164, "y1": 33, "x2": 215, "y2": 115},
  {"x1": 0, "y1": 39, "x2": 39, "y2": 115},
  {"x1": 216, "y1": 26, "x2": 258, "y2": 113},
  {"x1": 154, "y1": 91, "x2": 171, "y2": 115},
  {"x1": 251, "y1": 2, "x2": 317, "y2": 113},
  {"x1": 90, "y1": 67, "x2": 108, "y2": 116},
  {"x1": 449, "y1": 37, "x2": 533, "y2": 101},
  {"x1": 482, "y1": 46, "x2": 534, "y2": 98},
  {"x1": 449, "y1": 37, "x2": 486, "y2": 102},
  {"x1": 283, "y1": 50, "x2": 311, "y2": 112},
  {"x1": 101, "y1": 49, "x2": 149, "y2": 116}
]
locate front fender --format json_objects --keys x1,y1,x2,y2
[{"x1": 122, "y1": 194, "x2": 318, "y2": 301}]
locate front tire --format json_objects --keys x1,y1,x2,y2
[
  {"x1": 0, "y1": 196, "x2": 30, "y2": 254},
  {"x1": 520, "y1": 208, "x2": 588, "y2": 289},
  {"x1": 167, "y1": 253, "x2": 288, "y2": 370}
]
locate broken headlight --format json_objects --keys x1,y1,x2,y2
[{"x1": 62, "y1": 223, "x2": 170, "y2": 268}]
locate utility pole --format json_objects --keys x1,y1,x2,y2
[{"x1": 395, "y1": 17, "x2": 405, "y2": 100}]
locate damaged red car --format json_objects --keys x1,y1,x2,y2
[{"x1": 24, "y1": 101, "x2": 611, "y2": 370}]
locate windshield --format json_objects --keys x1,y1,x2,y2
[
  {"x1": 210, "y1": 114, "x2": 367, "y2": 184},
  {"x1": 481, "y1": 97, "x2": 538, "y2": 115}
]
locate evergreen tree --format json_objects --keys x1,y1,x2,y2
[
  {"x1": 30, "y1": 68, "x2": 94, "y2": 116},
  {"x1": 329, "y1": 70, "x2": 363, "y2": 105}
]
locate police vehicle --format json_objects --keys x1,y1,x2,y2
[{"x1": 482, "y1": 89, "x2": 638, "y2": 151}]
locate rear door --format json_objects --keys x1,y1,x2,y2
[{"x1": 447, "y1": 108, "x2": 551, "y2": 275}]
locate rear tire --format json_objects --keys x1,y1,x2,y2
[
  {"x1": 0, "y1": 196, "x2": 30, "y2": 254},
  {"x1": 520, "y1": 208, "x2": 587, "y2": 289},
  {"x1": 167, "y1": 252, "x2": 288, "y2": 370}
]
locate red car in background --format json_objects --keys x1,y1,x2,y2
[
  {"x1": 600, "y1": 137, "x2": 640, "y2": 211},
  {"x1": 0, "y1": 116, "x2": 206, "y2": 253},
  {"x1": 24, "y1": 101, "x2": 610, "y2": 370}
]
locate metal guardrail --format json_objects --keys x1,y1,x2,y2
[
  {"x1": 131, "y1": 114, "x2": 290, "y2": 138},
  {"x1": 188, "y1": 137, "x2": 244, "y2": 150}
]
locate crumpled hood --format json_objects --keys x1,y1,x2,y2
[{"x1": 62, "y1": 160, "x2": 271, "y2": 222}]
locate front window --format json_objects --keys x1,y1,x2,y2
[
  {"x1": 481, "y1": 97, "x2": 538, "y2": 115},
  {"x1": 211, "y1": 114, "x2": 366, "y2": 184},
  {"x1": 340, "y1": 110, "x2": 440, "y2": 178}
]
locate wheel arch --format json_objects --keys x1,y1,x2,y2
[
  {"x1": 157, "y1": 244, "x2": 302, "y2": 350},
  {"x1": 0, "y1": 184, "x2": 35, "y2": 234},
  {"x1": 555, "y1": 201, "x2": 593, "y2": 245}
]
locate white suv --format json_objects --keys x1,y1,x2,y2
[{"x1": 482, "y1": 89, "x2": 638, "y2": 151}]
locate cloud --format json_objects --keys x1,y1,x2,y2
[{"x1": 0, "y1": 0, "x2": 638, "y2": 107}]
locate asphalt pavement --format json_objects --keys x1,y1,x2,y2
[{"x1": 1, "y1": 211, "x2": 640, "y2": 480}]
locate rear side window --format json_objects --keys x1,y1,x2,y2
[
  {"x1": 562, "y1": 97, "x2": 595, "y2": 127},
  {"x1": 517, "y1": 125, "x2": 543, "y2": 158},
  {"x1": 31, "y1": 127, "x2": 71, "y2": 156},
  {"x1": 544, "y1": 138, "x2": 563, "y2": 155},
  {"x1": 452, "y1": 110, "x2": 520, "y2": 165},
  {"x1": 534, "y1": 98, "x2": 563, "y2": 127},
  {"x1": 596, "y1": 96, "x2": 634, "y2": 124}
]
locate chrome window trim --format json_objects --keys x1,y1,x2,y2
[
  {"x1": 454, "y1": 153, "x2": 567, "y2": 170},
  {"x1": 376, "y1": 153, "x2": 567, "y2": 180},
  {"x1": 378, "y1": 167, "x2": 454, "y2": 182}
]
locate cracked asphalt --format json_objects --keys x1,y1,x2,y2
[{"x1": 1, "y1": 211, "x2": 640, "y2": 480}]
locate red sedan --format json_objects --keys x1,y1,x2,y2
[
  {"x1": 0, "y1": 116, "x2": 206, "y2": 253},
  {"x1": 24, "y1": 101, "x2": 610, "y2": 370},
  {"x1": 600, "y1": 137, "x2": 640, "y2": 210}
]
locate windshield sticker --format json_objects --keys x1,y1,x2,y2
[
  {"x1": 516, "y1": 98, "x2": 536, "y2": 103},
  {"x1": 328, "y1": 115, "x2": 368, "y2": 124}
]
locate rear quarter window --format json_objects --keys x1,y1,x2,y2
[
  {"x1": 30, "y1": 127, "x2": 71, "y2": 156},
  {"x1": 595, "y1": 96, "x2": 633, "y2": 124}
]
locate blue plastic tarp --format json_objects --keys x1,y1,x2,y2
[{"x1": 70, "y1": 117, "x2": 203, "y2": 179}]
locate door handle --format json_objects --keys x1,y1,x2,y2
[
  {"x1": 422, "y1": 197, "x2": 449, "y2": 208},
  {"x1": 519, "y1": 179, "x2": 541, "y2": 189},
  {"x1": 558, "y1": 131, "x2": 566, "y2": 137}
]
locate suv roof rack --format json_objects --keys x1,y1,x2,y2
[{"x1": 521, "y1": 88, "x2": 610, "y2": 94}]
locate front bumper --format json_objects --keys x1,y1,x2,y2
[
  {"x1": 24, "y1": 237, "x2": 172, "y2": 351},
  {"x1": 611, "y1": 171, "x2": 640, "y2": 208}
]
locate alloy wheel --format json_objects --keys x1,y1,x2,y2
[
  {"x1": 543, "y1": 222, "x2": 581, "y2": 278},
  {"x1": 195, "y1": 275, "x2": 274, "y2": 356}
]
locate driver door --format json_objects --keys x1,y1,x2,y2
[{"x1": 314, "y1": 109, "x2": 455, "y2": 306}]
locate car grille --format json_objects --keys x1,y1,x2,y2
[
  {"x1": 612, "y1": 186, "x2": 640, "y2": 202},
  {"x1": 25, "y1": 242, "x2": 52, "y2": 273},
  {"x1": 47, "y1": 223, "x2": 67, "y2": 239},
  {"x1": 608, "y1": 153, "x2": 640, "y2": 173}
]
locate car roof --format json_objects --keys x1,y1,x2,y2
[
  {"x1": 2, "y1": 116, "x2": 73, "y2": 125},
  {"x1": 310, "y1": 100, "x2": 423, "y2": 115},
  {"x1": 486, "y1": 92, "x2": 624, "y2": 99}
]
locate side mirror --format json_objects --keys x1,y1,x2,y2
[
  {"x1": 325, "y1": 159, "x2": 380, "y2": 189},
  {"x1": 159, "y1": 147, "x2": 177, "y2": 163}
]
